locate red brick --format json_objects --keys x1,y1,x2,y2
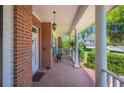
[
  {"x1": 42, "y1": 22, "x2": 53, "y2": 67},
  {"x1": 14, "y1": 5, "x2": 32, "y2": 87}
]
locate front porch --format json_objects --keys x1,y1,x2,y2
[
  {"x1": 32, "y1": 55, "x2": 95, "y2": 87},
  {"x1": 1, "y1": 5, "x2": 124, "y2": 87}
]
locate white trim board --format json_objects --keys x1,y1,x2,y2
[
  {"x1": 3, "y1": 5, "x2": 14, "y2": 87},
  {"x1": 32, "y1": 12, "x2": 41, "y2": 22}
]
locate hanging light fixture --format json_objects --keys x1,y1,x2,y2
[{"x1": 52, "y1": 11, "x2": 57, "y2": 31}]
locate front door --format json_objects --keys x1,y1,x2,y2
[{"x1": 32, "y1": 27, "x2": 39, "y2": 74}]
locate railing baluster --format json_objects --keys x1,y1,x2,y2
[
  {"x1": 101, "y1": 68, "x2": 124, "y2": 87},
  {"x1": 107, "y1": 74, "x2": 110, "y2": 87},
  {"x1": 111, "y1": 76, "x2": 113, "y2": 87},
  {"x1": 120, "y1": 82, "x2": 124, "y2": 87},
  {"x1": 113, "y1": 78, "x2": 117, "y2": 87}
]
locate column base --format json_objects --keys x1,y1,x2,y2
[{"x1": 73, "y1": 64, "x2": 80, "y2": 68}]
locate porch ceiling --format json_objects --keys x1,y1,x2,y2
[
  {"x1": 33, "y1": 5, "x2": 80, "y2": 37},
  {"x1": 33, "y1": 5, "x2": 116, "y2": 37},
  {"x1": 71, "y1": 5, "x2": 116, "y2": 35}
]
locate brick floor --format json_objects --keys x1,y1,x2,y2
[{"x1": 32, "y1": 55, "x2": 95, "y2": 87}]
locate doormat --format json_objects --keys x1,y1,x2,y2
[{"x1": 33, "y1": 72, "x2": 45, "y2": 82}]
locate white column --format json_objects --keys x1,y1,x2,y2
[
  {"x1": 95, "y1": 5, "x2": 107, "y2": 87},
  {"x1": 73, "y1": 50, "x2": 75, "y2": 62},
  {"x1": 74, "y1": 29, "x2": 80, "y2": 68},
  {"x1": 56, "y1": 37, "x2": 58, "y2": 55},
  {"x1": 69, "y1": 46, "x2": 71, "y2": 56}
]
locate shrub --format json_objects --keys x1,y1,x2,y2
[
  {"x1": 107, "y1": 53, "x2": 124, "y2": 76},
  {"x1": 79, "y1": 50, "x2": 84, "y2": 62},
  {"x1": 84, "y1": 48, "x2": 92, "y2": 52},
  {"x1": 78, "y1": 42, "x2": 85, "y2": 62},
  {"x1": 85, "y1": 52, "x2": 96, "y2": 69},
  {"x1": 85, "y1": 52, "x2": 124, "y2": 76}
]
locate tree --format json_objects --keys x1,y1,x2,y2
[
  {"x1": 62, "y1": 35, "x2": 85, "y2": 62},
  {"x1": 107, "y1": 6, "x2": 124, "y2": 46},
  {"x1": 62, "y1": 35, "x2": 75, "y2": 49},
  {"x1": 78, "y1": 41, "x2": 85, "y2": 62}
]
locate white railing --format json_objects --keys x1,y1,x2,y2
[
  {"x1": 102, "y1": 69, "x2": 124, "y2": 87},
  {"x1": 72, "y1": 50, "x2": 75, "y2": 62},
  {"x1": 69, "y1": 47, "x2": 75, "y2": 63},
  {"x1": 58, "y1": 48, "x2": 70, "y2": 55}
]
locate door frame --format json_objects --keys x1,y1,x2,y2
[
  {"x1": 0, "y1": 5, "x2": 3, "y2": 87},
  {"x1": 32, "y1": 25, "x2": 39, "y2": 74}
]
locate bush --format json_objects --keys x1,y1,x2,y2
[
  {"x1": 107, "y1": 53, "x2": 124, "y2": 76},
  {"x1": 78, "y1": 42, "x2": 85, "y2": 62},
  {"x1": 85, "y1": 52, "x2": 124, "y2": 76},
  {"x1": 84, "y1": 48, "x2": 92, "y2": 52},
  {"x1": 79, "y1": 50, "x2": 84, "y2": 62},
  {"x1": 85, "y1": 52, "x2": 96, "y2": 69}
]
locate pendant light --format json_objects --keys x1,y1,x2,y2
[{"x1": 52, "y1": 11, "x2": 57, "y2": 31}]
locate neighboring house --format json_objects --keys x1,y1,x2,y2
[
  {"x1": 84, "y1": 33, "x2": 95, "y2": 47},
  {"x1": 79, "y1": 25, "x2": 95, "y2": 47}
]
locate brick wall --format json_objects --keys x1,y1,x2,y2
[
  {"x1": 42, "y1": 22, "x2": 52, "y2": 68},
  {"x1": 32, "y1": 14, "x2": 42, "y2": 68},
  {"x1": 14, "y1": 5, "x2": 32, "y2": 87},
  {"x1": 14, "y1": 6, "x2": 53, "y2": 86}
]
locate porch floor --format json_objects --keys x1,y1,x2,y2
[{"x1": 32, "y1": 55, "x2": 95, "y2": 87}]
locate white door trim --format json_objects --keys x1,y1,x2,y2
[
  {"x1": 32, "y1": 25, "x2": 39, "y2": 74},
  {"x1": 0, "y1": 5, "x2": 3, "y2": 87}
]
